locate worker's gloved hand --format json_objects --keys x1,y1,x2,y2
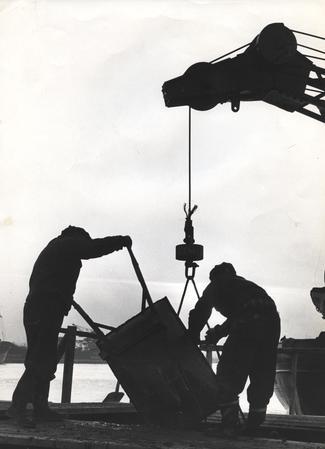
[
  {"x1": 122, "y1": 235, "x2": 132, "y2": 248},
  {"x1": 205, "y1": 325, "x2": 224, "y2": 344}
]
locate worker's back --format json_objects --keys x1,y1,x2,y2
[
  {"x1": 26, "y1": 236, "x2": 82, "y2": 315},
  {"x1": 204, "y1": 275, "x2": 276, "y2": 319}
]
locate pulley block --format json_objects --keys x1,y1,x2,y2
[{"x1": 176, "y1": 243, "x2": 204, "y2": 262}]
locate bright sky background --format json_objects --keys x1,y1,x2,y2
[{"x1": 0, "y1": 0, "x2": 324, "y2": 343}]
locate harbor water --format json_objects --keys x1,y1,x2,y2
[{"x1": 0, "y1": 363, "x2": 286, "y2": 414}]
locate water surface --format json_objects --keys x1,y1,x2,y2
[{"x1": 0, "y1": 363, "x2": 286, "y2": 413}]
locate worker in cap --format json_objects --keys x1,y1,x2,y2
[
  {"x1": 188, "y1": 262, "x2": 280, "y2": 436},
  {"x1": 8, "y1": 226, "x2": 132, "y2": 428}
]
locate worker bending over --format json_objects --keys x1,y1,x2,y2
[
  {"x1": 188, "y1": 262, "x2": 280, "y2": 436},
  {"x1": 8, "y1": 226, "x2": 132, "y2": 427}
]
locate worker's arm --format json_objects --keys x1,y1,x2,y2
[
  {"x1": 62, "y1": 235, "x2": 132, "y2": 259},
  {"x1": 205, "y1": 319, "x2": 231, "y2": 344},
  {"x1": 188, "y1": 283, "x2": 215, "y2": 344}
]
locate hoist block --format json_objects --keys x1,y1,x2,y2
[{"x1": 176, "y1": 243, "x2": 204, "y2": 262}]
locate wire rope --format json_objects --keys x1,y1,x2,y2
[
  {"x1": 292, "y1": 29, "x2": 325, "y2": 42},
  {"x1": 305, "y1": 88, "x2": 324, "y2": 94},
  {"x1": 298, "y1": 43, "x2": 325, "y2": 55},
  {"x1": 188, "y1": 107, "x2": 192, "y2": 214},
  {"x1": 302, "y1": 54, "x2": 325, "y2": 61},
  {"x1": 209, "y1": 43, "x2": 250, "y2": 64},
  {"x1": 209, "y1": 31, "x2": 325, "y2": 66}
]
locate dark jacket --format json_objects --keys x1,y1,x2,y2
[
  {"x1": 189, "y1": 274, "x2": 277, "y2": 342},
  {"x1": 25, "y1": 234, "x2": 125, "y2": 316}
]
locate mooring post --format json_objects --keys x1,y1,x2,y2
[
  {"x1": 61, "y1": 325, "x2": 76, "y2": 403},
  {"x1": 289, "y1": 351, "x2": 299, "y2": 415},
  {"x1": 206, "y1": 346, "x2": 213, "y2": 366}
]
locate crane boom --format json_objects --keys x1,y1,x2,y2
[{"x1": 162, "y1": 23, "x2": 325, "y2": 123}]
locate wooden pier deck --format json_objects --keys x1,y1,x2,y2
[
  {"x1": 0, "y1": 402, "x2": 138, "y2": 424},
  {"x1": 0, "y1": 402, "x2": 325, "y2": 448}
]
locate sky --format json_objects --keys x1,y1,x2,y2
[{"x1": 0, "y1": 0, "x2": 324, "y2": 343}]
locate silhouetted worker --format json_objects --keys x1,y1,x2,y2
[
  {"x1": 8, "y1": 226, "x2": 132, "y2": 427},
  {"x1": 310, "y1": 286, "x2": 325, "y2": 318},
  {"x1": 188, "y1": 262, "x2": 280, "y2": 436}
]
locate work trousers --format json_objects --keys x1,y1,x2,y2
[
  {"x1": 216, "y1": 311, "x2": 280, "y2": 410},
  {"x1": 12, "y1": 302, "x2": 64, "y2": 409}
]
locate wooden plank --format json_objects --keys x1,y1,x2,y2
[
  {"x1": 0, "y1": 402, "x2": 138, "y2": 425},
  {"x1": 1, "y1": 401, "x2": 325, "y2": 445},
  {"x1": 1, "y1": 420, "x2": 325, "y2": 449},
  {"x1": 2, "y1": 401, "x2": 325, "y2": 431},
  {"x1": 207, "y1": 413, "x2": 325, "y2": 429},
  {"x1": 51, "y1": 402, "x2": 135, "y2": 412},
  {"x1": 0, "y1": 402, "x2": 135, "y2": 414},
  {"x1": 206, "y1": 413, "x2": 325, "y2": 445}
]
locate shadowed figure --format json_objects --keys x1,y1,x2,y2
[
  {"x1": 7, "y1": 226, "x2": 132, "y2": 427},
  {"x1": 310, "y1": 286, "x2": 325, "y2": 318},
  {"x1": 188, "y1": 262, "x2": 280, "y2": 437}
]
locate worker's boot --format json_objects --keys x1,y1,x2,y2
[
  {"x1": 33, "y1": 398, "x2": 63, "y2": 422},
  {"x1": 220, "y1": 403, "x2": 240, "y2": 438},
  {"x1": 245, "y1": 406, "x2": 266, "y2": 432},
  {"x1": 7, "y1": 401, "x2": 35, "y2": 428},
  {"x1": 33, "y1": 382, "x2": 63, "y2": 422},
  {"x1": 9, "y1": 378, "x2": 35, "y2": 428}
]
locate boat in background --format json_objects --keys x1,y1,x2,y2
[
  {"x1": 275, "y1": 333, "x2": 325, "y2": 415},
  {"x1": 275, "y1": 286, "x2": 325, "y2": 415}
]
